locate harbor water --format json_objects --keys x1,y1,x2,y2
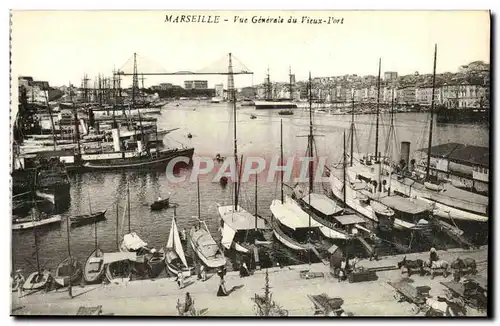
[{"x1": 11, "y1": 101, "x2": 489, "y2": 275}]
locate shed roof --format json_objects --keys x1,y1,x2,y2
[{"x1": 418, "y1": 142, "x2": 489, "y2": 168}]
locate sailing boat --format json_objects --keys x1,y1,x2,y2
[
  {"x1": 70, "y1": 192, "x2": 106, "y2": 227},
  {"x1": 381, "y1": 45, "x2": 489, "y2": 223},
  {"x1": 83, "y1": 216, "x2": 105, "y2": 284},
  {"x1": 190, "y1": 177, "x2": 226, "y2": 269},
  {"x1": 217, "y1": 53, "x2": 269, "y2": 253},
  {"x1": 22, "y1": 222, "x2": 51, "y2": 291},
  {"x1": 54, "y1": 216, "x2": 82, "y2": 287},
  {"x1": 291, "y1": 74, "x2": 356, "y2": 241},
  {"x1": 163, "y1": 210, "x2": 193, "y2": 277},
  {"x1": 119, "y1": 183, "x2": 150, "y2": 258},
  {"x1": 104, "y1": 202, "x2": 135, "y2": 284},
  {"x1": 270, "y1": 118, "x2": 322, "y2": 252}
]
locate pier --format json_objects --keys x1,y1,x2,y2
[{"x1": 12, "y1": 246, "x2": 488, "y2": 316}]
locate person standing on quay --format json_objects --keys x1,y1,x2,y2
[
  {"x1": 200, "y1": 265, "x2": 206, "y2": 282},
  {"x1": 176, "y1": 271, "x2": 184, "y2": 289},
  {"x1": 14, "y1": 269, "x2": 25, "y2": 299}
]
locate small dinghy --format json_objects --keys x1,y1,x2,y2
[
  {"x1": 250, "y1": 114, "x2": 257, "y2": 119},
  {"x1": 164, "y1": 212, "x2": 193, "y2": 277},
  {"x1": 104, "y1": 252, "x2": 136, "y2": 284},
  {"x1": 70, "y1": 210, "x2": 107, "y2": 227},
  {"x1": 54, "y1": 257, "x2": 82, "y2": 287},
  {"x1": 23, "y1": 270, "x2": 51, "y2": 291},
  {"x1": 150, "y1": 198, "x2": 170, "y2": 211},
  {"x1": 83, "y1": 248, "x2": 105, "y2": 284},
  {"x1": 146, "y1": 249, "x2": 166, "y2": 278}
]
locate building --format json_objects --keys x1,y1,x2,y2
[
  {"x1": 184, "y1": 80, "x2": 208, "y2": 90},
  {"x1": 441, "y1": 82, "x2": 488, "y2": 109},
  {"x1": 397, "y1": 86, "x2": 417, "y2": 105},
  {"x1": 214, "y1": 84, "x2": 224, "y2": 98},
  {"x1": 384, "y1": 71, "x2": 398, "y2": 81},
  {"x1": 417, "y1": 142, "x2": 488, "y2": 193},
  {"x1": 415, "y1": 86, "x2": 442, "y2": 106},
  {"x1": 240, "y1": 87, "x2": 256, "y2": 99}
]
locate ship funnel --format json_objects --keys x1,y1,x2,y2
[
  {"x1": 112, "y1": 129, "x2": 121, "y2": 152},
  {"x1": 400, "y1": 141, "x2": 410, "y2": 165}
]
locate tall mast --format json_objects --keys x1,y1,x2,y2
[
  {"x1": 44, "y1": 90, "x2": 57, "y2": 151},
  {"x1": 343, "y1": 131, "x2": 347, "y2": 205},
  {"x1": 308, "y1": 72, "x2": 313, "y2": 229},
  {"x1": 289, "y1": 66, "x2": 293, "y2": 101},
  {"x1": 228, "y1": 53, "x2": 238, "y2": 210},
  {"x1": 66, "y1": 210, "x2": 72, "y2": 258},
  {"x1": 254, "y1": 170, "x2": 258, "y2": 230},
  {"x1": 132, "y1": 53, "x2": 138, "y2": 109},
  {"x1": 197, "y1": 176, "x2": 201, "y2": 218},
  {"x1": 94, "y1": 218, "x2": 98, "y2": 252},
  {"x1": 374, "y1": 58, "x2": 381, "y2": 161},
  {"x1": 127, "y1": 182, "x2": 131, "y2": 233},
  {"x1": 426, "y1": 44, "x2": 438, "y2": 180},
  {"x1": 116, "y1": 201, "x2": 119, "y2": 250},
  {"x1": 73, "y1": 103, "x2": 81, "y2": 156},
  {"x1": 280, "y1": 119, "x2": 284, "y2": 203},
  {"x1": 350, "y1": 94, "x2": 355, "y2": 166},
  {"x1": 33, "y1": 208, "x2": 41, "y2": 274},
  {"x1": 308, "y1": 72, "x2": 314, "y2": 195}
]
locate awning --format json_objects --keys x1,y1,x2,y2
[
  {"x1": 122, "y1": 232, "x2": 148, "y2": 251},
  {"x1": 269, "y1": 196, "x2": 322, "y2": 230},
  {"x1": 102, "y1": 252, "x2": 137, "y2": 264},
  {"x1": 301, "y1": 193, "x2": 343, "y2": 216},
  {"x1": 219, "y1": 205, "x2": 269, "y2": 230},
  {"x1": 333, "y1": 214, "x2": 366, "y2": 226}
]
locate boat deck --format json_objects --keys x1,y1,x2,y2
[{"x1": 218, "y1": 205, "x2": 269, "y2": 230}]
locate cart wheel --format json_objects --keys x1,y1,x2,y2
[
  {"x1": 410, "y1": 304, "x2": 421, "y2": 315},
  {"x1": 394, "y1": 292, "x2": 402, "y2": 301}
]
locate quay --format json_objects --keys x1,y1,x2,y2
[{"x1": 11, "y1": 246, "x2": 488, "y2": 316}]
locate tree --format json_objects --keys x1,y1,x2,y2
[{"x1": 253, "y1": 269, "x2": 288, "y2": 316}]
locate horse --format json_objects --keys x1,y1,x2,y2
[
  {"x1": 397, "y1": 256, "x2": 425, "y2": 276},
  {"x1": 425, "y1": 260, "x2": 450, "y2": 279},
  {"x1": 451, "y1": 257, "x2": 477, "y2": 277}
]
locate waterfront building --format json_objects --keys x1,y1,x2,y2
[
  {"x1": 184, "y1": 80, "x2": 208, "y2": 90},
  {"x1": 384, "y1": 71, "x2": 398, "y2": 81}
]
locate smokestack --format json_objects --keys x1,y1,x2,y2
[{"x1": 400, "y1": 141, "x2": 410, "y2": 165}]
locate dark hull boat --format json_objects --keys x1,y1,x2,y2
[
  {"x1": 146, "y1": 250, "x2": 166, "y2": 278},
  {"x1": 104, "y1": 252, "x2": 135, "y2": 284},
  {"x1": 81, "y1": 148, "x2": 194, "y2": 172},
  {"x1": 70, "y1": 210, "x2": 107, "y2": 227},
  {"x1": 54, "y1": 256, "x2": 82, "y2": 287},
  {"x1": 150, "y1": 198, "x2": 169, "y2": 211},
  {"x1": 83, "y1": 248, "x2": 105, "y2": 284}
]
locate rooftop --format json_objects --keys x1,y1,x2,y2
[{"x1": 418, "y1": 142, "x2": 489, "y2": 168}]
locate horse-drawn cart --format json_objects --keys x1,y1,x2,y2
[
  {"x1": 441, "y1": 278, "x2": 487, "y2": 312},
  {"x1": 387, "y1": 281, "x2": 431, "y2": 315},
  {"x1": 307, "y1": 293, "x2": 352, "y2": 316}
]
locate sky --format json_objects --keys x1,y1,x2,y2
[{"x1": 11, "y1": 10, "x2": 490, "y2": 89}]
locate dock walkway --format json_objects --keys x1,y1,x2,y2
[{"x1": 11, "y1": 246, "x2": 488, "y2": 316}]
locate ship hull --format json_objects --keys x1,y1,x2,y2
[{"x1": 81, "y1": 148, "x2": 194, "y2": 172}]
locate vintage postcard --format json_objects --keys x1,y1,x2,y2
[{"x1": 10, "y1": 10, "x2": 490, "y2": 317}]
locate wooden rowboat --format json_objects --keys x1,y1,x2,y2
[
  {"x1": 83, "y1": 248, "x2": 105, "y2": 284},
  {"x1": 70, "y1": 210, "x2": 107, "y2": 227},
  {"x1": 150, "y1": 198, "x2": 169, "y2": 211},
  {"x1": 23, "y1": 270, "x2": 51, "y2": 291},
  {"x1": 54, "y1": 256, "x2": 82, "y2": 287}
]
